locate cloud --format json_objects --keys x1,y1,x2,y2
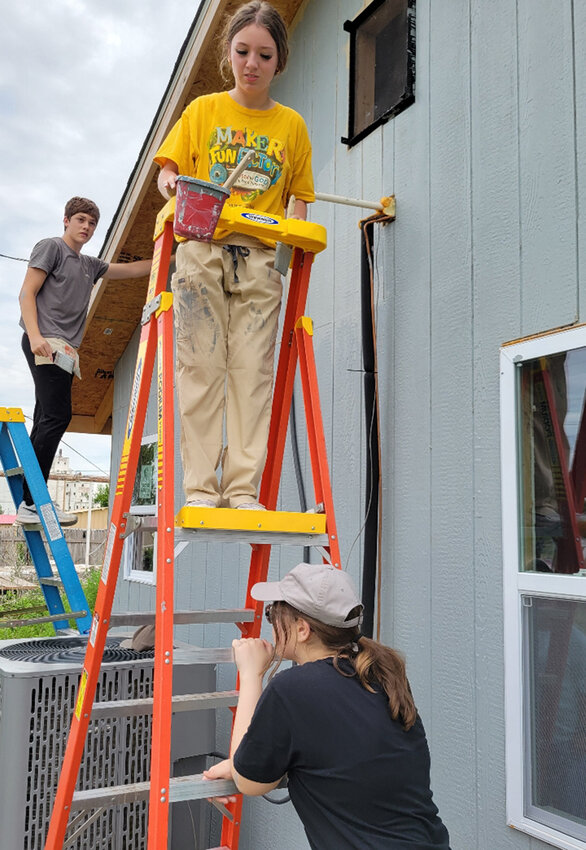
[{"x1": 0, "y1": 0, "x2": 199, "y2": 473}]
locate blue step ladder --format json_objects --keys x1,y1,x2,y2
[{"x1": 0, "y1": 407, "x2": 92, "y2": 633}]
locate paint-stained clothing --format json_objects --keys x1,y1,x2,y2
[
  {"x1": 154, "y1": 91, "x2": 314, "y2": 245},
  {"x1": 234, "y1": 659, "x2": 452, "y2": 850},
  {"x1": 172, "y1": 238, "x2": 282, "y2": 506},
  {"x1": 154, "y1": 92, "x2": 314, "y2": 505}
]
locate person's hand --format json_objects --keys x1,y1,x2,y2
[
  {"x1": 233, "y1": 637, "x2": 273, "y2": 679},
  {"x1": 158, "y1": 169, "x2": 178, "y2": 200},
  {"x1": 203, "y1": 759, "x2": 238, "y2": 805},
  {"x1": 30, "y1": 334, "x2": 52, "y2": 357},
  {"x1": 163, "y1": 173, "x2": 178, "y2": 194}
]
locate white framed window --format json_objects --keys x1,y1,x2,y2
[
  {"x1": 123, "y1": 435, "x2": 157, "y2": 584},
  {"x1": 501, "y1": 325, "x2": 586, "y2": 849}
]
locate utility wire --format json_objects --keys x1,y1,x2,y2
[
  {"x1": 0, "y1": 252, "x2": 28, "y2": 263},
  {"x1": 21, "y1": 412, "x2": 109, "y2": 477}
]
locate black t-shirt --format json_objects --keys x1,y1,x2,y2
[{"x1": 233, "y1": 658, "x2": 451, "y2": 850}]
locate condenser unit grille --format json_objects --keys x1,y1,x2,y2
[
  {"x1": 0, "y1": 636, "x2": 215, "y2": 850},
  {"x1": 24, "y1": 665, "x2": 153, "y2": 850}
]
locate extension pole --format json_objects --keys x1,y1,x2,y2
[{"x1": 314, "y1": 192, "x2": 395, "y2": 217}]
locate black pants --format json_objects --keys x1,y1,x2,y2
[{"x1": 21, "y1": 333, "x2": 73, "y2": 505}]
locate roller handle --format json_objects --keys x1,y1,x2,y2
[{"x1": 222, "y1": 150, "x2": 255, "y2": 191}]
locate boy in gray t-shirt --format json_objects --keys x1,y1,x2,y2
[{"x1": 16, "y1": 196, "x2": 152, "y2": 526}]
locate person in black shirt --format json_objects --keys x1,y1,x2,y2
[{"x1": 204, "y1": 563, "x2": 451, "y2": 849}]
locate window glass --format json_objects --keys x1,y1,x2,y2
[
  {"x1": 524, "y1": 596, "x2": 586, "y2": 838},
  {"x1": 131, "y1": 528, "x2": 155, "y2": 574},
  {"x1": 518, "y1": 349, "x2": 586, "y2": 574},
  {"x1": 124, "y1": 436, "x2": 157, "y2": 582},
  {"x1": 132, "y1": 440, "x2": 157, "y2": 508}
]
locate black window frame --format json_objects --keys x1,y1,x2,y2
[{"x1": 342, "y1": 0, "x2": 416, "y2": 148}]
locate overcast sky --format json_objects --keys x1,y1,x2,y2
[{"x1": 0, "y1": 0, "x2": 199, "y2": 475}]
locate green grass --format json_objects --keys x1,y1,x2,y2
[{"x1": 0, "y1": 567, "x2": 101, "y2": 640}]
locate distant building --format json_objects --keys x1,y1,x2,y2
[{"x1": 0, "y1": 449, "x2": 108, "y2": 514}]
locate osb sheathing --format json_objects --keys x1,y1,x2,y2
[{"x1": 71, "y1": 0, "x2": 306, "y2": 434}]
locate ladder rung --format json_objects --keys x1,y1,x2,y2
[
  {"x1": 108, "y1": 608, "x2": 255, "y2": 627},
  {"x1": 4, "y1": 465, "x2": 23, "y2": 477},
  {"x1": 0, "y1": 611, "x2": 87, "y2": 628},
  {"x1": 71, "y1": 774, "x2": 238, "y2": 810},
  {"x1": 38, "y1": 576, "x2": 62, "y2": 587},
  {"x1": 91, "y1": 690, "x2": 239, "y2": 719}
]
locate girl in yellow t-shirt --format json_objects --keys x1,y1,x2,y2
[{"x1": 155, "y1": 1, "x2": 314, "y2": 511}]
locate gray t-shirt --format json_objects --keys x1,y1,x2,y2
[{"x1": 20, "y1": 237, "x2": 109, "y2": 348}]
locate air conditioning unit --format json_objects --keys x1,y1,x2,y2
[{"x1": 0, "y1": 635, "x2": 216, "y2": 850}]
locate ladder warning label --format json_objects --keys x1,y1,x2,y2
[
  {"x1": 39, "y1": 503, "x2": 62, "y2": 541},
  {"x1": 89, "y1": 612, "x2": 99, "y2": 647},
  {"x1": 101, "y1": 523, "x2": 116, "y2": 585},
  {"x1": 74, "y1": 669, "x2": 88, "y2": 721}
]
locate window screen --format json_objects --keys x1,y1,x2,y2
[
  {"x1": 524, "y1": 596, "x2": 586, "y2": 838},
  {"x1": 343, "y1": 0, "x2": 415, "y2": 147}
]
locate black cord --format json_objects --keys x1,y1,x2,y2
[
  {"x1": 290, "y1": 386, "x2": 311, "y2": 562},
  {"x1": 262, "y1": 788, "x2": 291, "y2": 805}
]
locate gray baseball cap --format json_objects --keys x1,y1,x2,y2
[{"x1": 251, "y1": 563, "x2": 363, "y2": 628}]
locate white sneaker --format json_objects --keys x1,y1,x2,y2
[
  {"x1": 14, "y1": 502, "x2": 77, "y2": 526},
  {"x1": 54, "y1": 506, "x2": 78, "y2": 526},
  {"x1": 14, "y1": 502, "x2": 40, "y2": 525},
  {"x1": 185, "y1": 498, "x2": 217, "y2": 508},
  {"x1": 236, "y1": 502, "x2": 266, "y2": 511}
]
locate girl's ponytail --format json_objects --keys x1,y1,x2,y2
[{"x1": 349, "y1": 635, "x2": 416, "y2": 730}]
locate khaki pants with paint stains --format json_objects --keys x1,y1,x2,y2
[{"x1": 172, "y1": 237, "x2": 282, "y2": 507}]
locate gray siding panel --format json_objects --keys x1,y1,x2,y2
[
  {"x1": 107, "y1": 1, "x2": 586, "y2": 848},
  {"x1": 428, "y1": 0, "x2": 477, "y2": 844},
  {"x1": 471, "y1": 0, "x2": 523, "y2": 846},
  {"x1": 518, "y1": 0, "x2": 578, "y2": 333}
]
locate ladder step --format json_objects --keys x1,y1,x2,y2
[
  {"x1": 0, "y1": 610, "x2": 88, "y2": 629},
  {"x1": 91, "y1": 690, "x2": 239, "y2": 719},
  {"x1": 176, "y1": 506, "x2": 326, "y2": 533},
  {"x1": 108, "y1": 608, "x2": 255, "y2": 627},
  {"x1": 71, "y1": 774, "x2": 238, "y2": 810},
  {"x1": 125, "y1": 511, "x2": 329, "y2": 545},
  {"x1": 175, "y1": 527, "x2": 329, "y2": 546},
  {"x1": 4, "y1": 465, "x2": 24, "y2": 477},
  {"x1": 38, "y1": 576, "x2": 63, "y2": 587}
]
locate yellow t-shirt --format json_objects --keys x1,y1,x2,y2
[{"x1": 154, "y1": 91, "x2": 314, "y2": 244}]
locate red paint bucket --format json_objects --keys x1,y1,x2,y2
[{"x1": 174, "y1": 177, "x2": 231, "y2": 242}]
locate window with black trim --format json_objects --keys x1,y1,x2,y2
[{"x1": 343, "y1": 0, "x2": 415, "y2": 147}]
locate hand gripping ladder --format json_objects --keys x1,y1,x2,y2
[{"x1": 43, "y1": 197, "x2": 339, "y2": 850}]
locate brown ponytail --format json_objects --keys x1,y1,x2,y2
[{"x1": 268, "y1": 602, "x2": 417, "y2": 731}]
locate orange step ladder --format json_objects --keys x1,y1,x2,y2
[{"x1": 43, "y1": 198, "x2": 339, "y2": 850}]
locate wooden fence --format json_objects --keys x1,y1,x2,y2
[{"x1": 0, "y1": 526, "x2": 108, "y2": 568}]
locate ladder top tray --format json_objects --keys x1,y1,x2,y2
[{"x1": 154, "y1": 196, "x2": 327, "y2": 254}]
